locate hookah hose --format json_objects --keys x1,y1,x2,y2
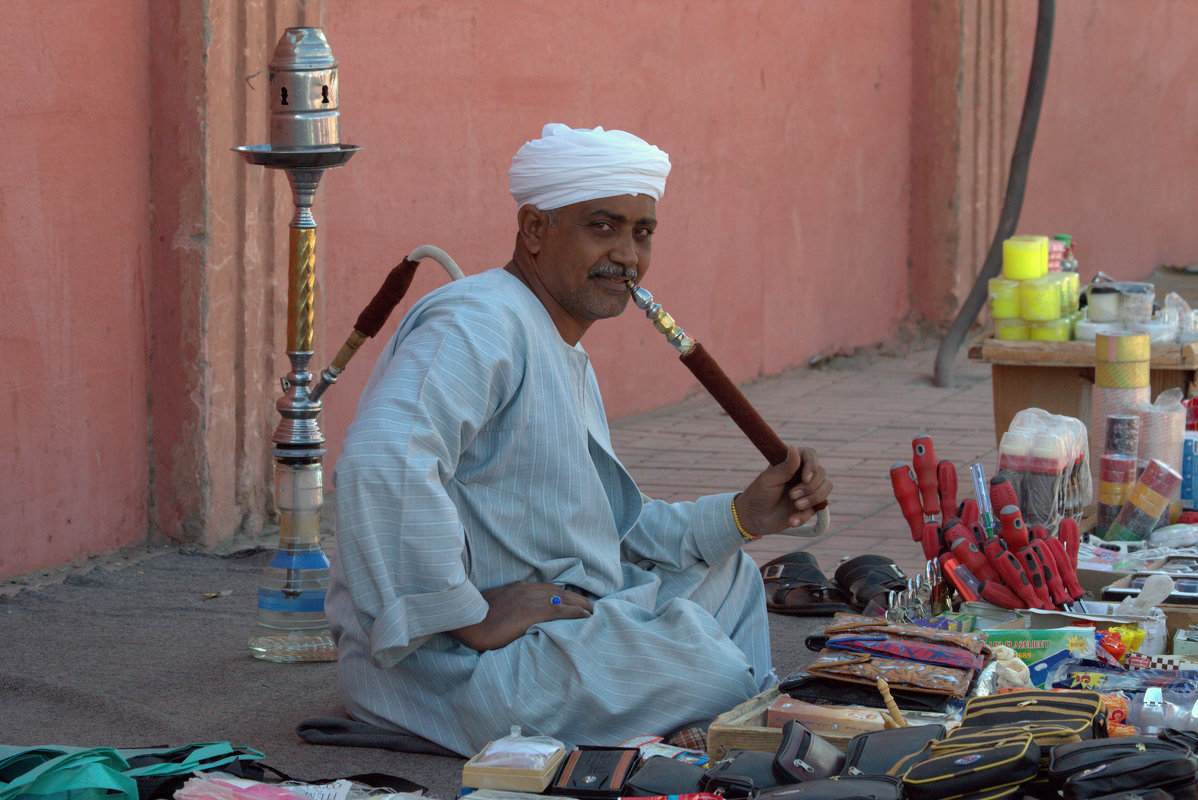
[
  {"x1": 628, "y1": 281, "x2": 830, "y2": 536},
  {"x1": 310, "y1": 246, "x2": 464, "y2": 401}
]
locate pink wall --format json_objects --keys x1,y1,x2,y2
[
  {"x1": 0, "y1": 2, "x2": 153, "y2": 576},
  {"x1": 1017, "y1": 0, "x2": 1198, "y2": 283},
  {"x1": 317, "y1": 1, "x2": 914, "y2": 468},
  {"x1": 4, "y1": 0, "x2": 1198, "y2": 579}
]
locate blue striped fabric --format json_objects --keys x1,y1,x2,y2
[{"x1": 326, "y1": 268, "x2": 772, "y2": 756}]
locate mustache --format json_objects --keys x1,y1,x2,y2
[{"x1": 588, "y1": 264, "x2": 638, "y2": 281}]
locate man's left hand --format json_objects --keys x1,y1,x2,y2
[{"x1": 736, "y1": 446, "x2": 832, "y2": 536}]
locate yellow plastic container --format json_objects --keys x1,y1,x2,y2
[
  {"x1": 1030, "y1": 318, "x2": 1071, "y2": 341},
  {"x1": 995, "y1": 318, "x2": 1029, "y2": 340},
  {"x1": 1019, "y1": 276, "x2": 1061, "y2": 321},
  {"x1": 1003, "y1": 235, "x2": 1048, "y2": 280},
  {"x1": 988, "y1": 278, "x2": 1021, "y2": 319},
  {"x1": 1064, "y1": 272, "x2": 1080, "y2": 313}
]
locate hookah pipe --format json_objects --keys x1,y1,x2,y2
[
  {"x1": 310, "y1": 246, "x2": 464, "y2": 401},
  {"x1": 628, "y1": 281, "x2": 831, "y2": 536}
]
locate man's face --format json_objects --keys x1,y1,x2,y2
[{"x1": 530, "y1": 194, "x2": 657, "y2": 342}]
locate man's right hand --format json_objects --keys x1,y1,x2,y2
[{"x1": 450, "y1": 582, "x2": 593, "y2": 652}]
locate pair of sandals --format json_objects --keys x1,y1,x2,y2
[{"x1": 760, "y1": 552, "x2": 907, "y2": 616}]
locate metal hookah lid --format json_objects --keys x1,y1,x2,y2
[
  {"x1": 269, "y1": 27, "x2": 340, "y2": 150},
  {"x1": 270, "y1": 26, "x2": 337, "y2": 72}
]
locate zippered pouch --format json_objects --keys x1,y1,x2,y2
[
  {"x1": 1048, "y1": 736, "x2": 1189, "y2": 788},
  {"x1": 840, "y1": 724, "x2": 946, "y2": 778},
  {"x1": 806, "y1": 650, "x2": 973, "y2": 697},
  {"x1": 961, "y1": 689, "x2": 1106, "y2": 739},
  {"x1": 822, "y1": 634, "x2": 985, "y2": 671},
  {"x1": 901, "y1": 731, "x2": 1039, "y2": 800},
  {"x1": 1061, "y1": 751, "x2": 1198, "y2": 800},
  {"x1": 773, "y1": 720, "x2": 844, "y2": 783}
]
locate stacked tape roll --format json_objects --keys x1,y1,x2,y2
[
  {"x1": 1091, "y1": 332, "x2": 1151, "y2": 474},
  {"x1": 1096, "y1": 453, "x2": 1137, "y2": 537},
  {"x1": 1095, "y1": 361, "x2": 1150, "y2": 387},
  {"x1": 1104, "y1": 413, "x2": 1140, "y2": 459},
  {"x1": 1095, "y1": 331, "x2": 1151, "y2": 363},
  {"x1": 1103, "y1": 458, "x2": 1183, "y2": 541},
  {"x1": 1003, "y1": 235, "x2": 1049, "y2": 280}
]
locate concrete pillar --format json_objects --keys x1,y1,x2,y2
[
  {"x1": 910, "y1": 0, "x2": 1023, "y2": 326},
  {"x1": 148, "y1": 1, "x2": 327, "y2": 547}
]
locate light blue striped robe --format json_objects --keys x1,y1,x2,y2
[{"x1": 326, "y1": 268, "x2": 772, "y2": 756}]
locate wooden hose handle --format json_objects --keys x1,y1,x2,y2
[{"x1": 680, "y1": 343, "x2": 829, "y2": 534}]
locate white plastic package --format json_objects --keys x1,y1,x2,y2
[{"x1": 474, "y1": 726, "x2": 565, "y2": 770}]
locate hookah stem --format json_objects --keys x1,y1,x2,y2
[
  {"x1": 628, "y1": 280, "x2": 824, "y2": 506},
  {"x1": 681, "y1": 343, "x2": 827, "y2": 504}
]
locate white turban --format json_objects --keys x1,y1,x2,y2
[{"x1": 509, "y1": 123, "x2": 671, "y2": 210}]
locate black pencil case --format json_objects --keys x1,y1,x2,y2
[
  {"x1": 839, "y1": 724, "x2": 946, "y2": 777},
  {"x1": 1059, "y1": 752, "x2": 1198, "y2": 800}
]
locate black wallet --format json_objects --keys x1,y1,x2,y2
[
  {"x1": 624, "y1": 755, "x2": 707, "y2": 797},
  {"x1": 702, "y1": 748, "x2": 781, "y2": 800},
  {"x1": 549, "y1": 746, "x2": 640, "y2": 798}
]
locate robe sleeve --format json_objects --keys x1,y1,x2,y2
[
  {"x1": 332, "y1": 300, "x2": 522, "y2": 667},
  {"x1": 619, "y1": 492, "x2": 745, "y2": 570}
]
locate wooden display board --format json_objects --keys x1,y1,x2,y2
[{"x1": 968, "y1": 338, "x2": 1198, "y2": 445}]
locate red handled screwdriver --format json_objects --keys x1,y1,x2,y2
[
  {"x1": 890, "y1": 462, "x2": 926, "y2": 542},
  {"x1": 912, "y1": 435, "x2": 940, "y2": 518}
]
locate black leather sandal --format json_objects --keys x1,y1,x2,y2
[
  {"x1": 833, "y1": 555, "x2": 908, "y2": 613},
  {"x1": 760, "y1": 551, "x2": 852, "y2": 616}
]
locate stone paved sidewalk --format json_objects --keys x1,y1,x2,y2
[{"x1": 609, "y1": 342, "x2": 997, "y2": 580}]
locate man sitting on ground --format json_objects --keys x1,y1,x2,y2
[{"x1": 326, "y1": 123, "x2": 833, "y2": 756}]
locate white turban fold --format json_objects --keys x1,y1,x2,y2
[{"x1": 509, "y1": 123, "x2": 671, "y2": 210}]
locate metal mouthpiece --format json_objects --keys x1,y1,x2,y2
[{"x1": 626, "y1": 281, "x2": 695, "y2": 356}]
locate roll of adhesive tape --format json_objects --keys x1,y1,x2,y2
[
  {"x1": 1020, "y1": 277, "x2": 1061, "y2": 321},
  {"x1": 988, "y1": 278, "x2": 1021, "y2": 319},
  {"x1": 1091, "y1": 385, "x2": 1152, "y2": 469},
  {"x1": 1003, "y1": 235, "x2": 1049, "y2": 280},
  {"x1": 1131, "y1": 319, "x2": 1177, "y2": 344},
  {"x1": 1095, "y1": 331, "x2": 1150, "y2": 363},
  {"x1": 1095, "y1": 360, "x2": 1150, "y2": 389}
]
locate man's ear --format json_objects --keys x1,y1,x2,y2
[{"x1": 517, "y1": 205, "x2": 550, "y2": 255}]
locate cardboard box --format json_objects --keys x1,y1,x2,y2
[
  {"x1": 1101, "y1": 574, "x2": 1198, "y2": 607},
  {"x1": 765, "y1": 695, "x2": 886, "y2": 737},
  {"x1": 706, "y1": 687, "x2": 785, "y2": 760},
  {"x1": 462, "y1": 743, "x2": 568, "y2": 793},
  {"x1": 705, "y1": 687, "x2": 860, "y2": 760}
]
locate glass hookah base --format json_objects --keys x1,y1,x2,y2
[{"x1": 248, "y1": 628, "x2": 338, "y2": 662}]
